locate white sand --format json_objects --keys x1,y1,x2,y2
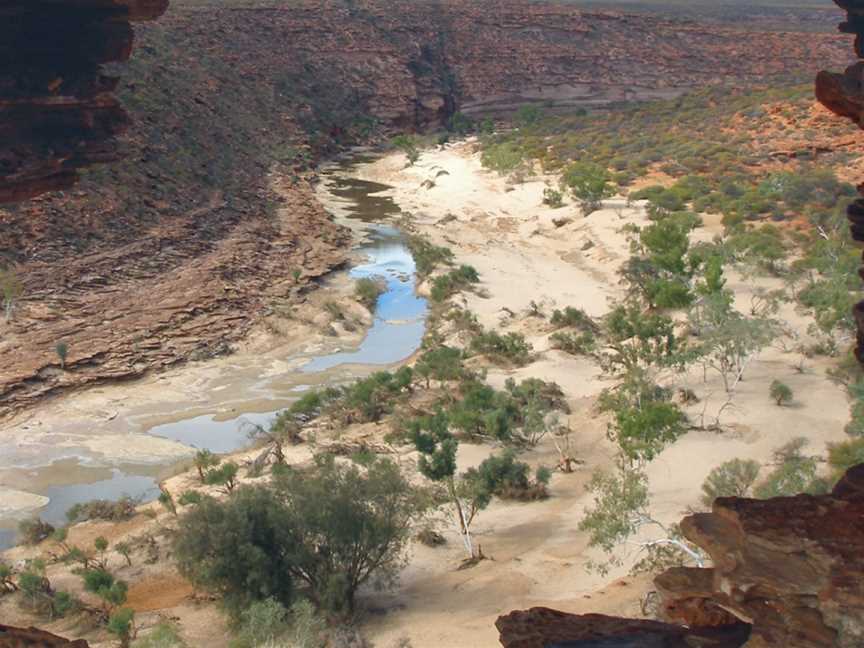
[{"x1": 349, "y1": 142, "x2": 850, "y2": 646}]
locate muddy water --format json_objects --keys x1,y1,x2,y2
[{"x1": 0, "y1": 158, "x2": 426, "y2": 549}]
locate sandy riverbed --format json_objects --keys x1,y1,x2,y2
[{"x1": 1, "y1": 143, "x2": 852, "y2": 647}]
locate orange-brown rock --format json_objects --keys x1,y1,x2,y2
[
  {"x1": 0, "y1": 624, "x2": 88, "y2": 647},
  {"x1": 816, "y1": 1, "x2": 864, "y2": 362},
  {"x1": 495, "y1": 608, "x2": 751, "y2": 648},
  {"x1": 0, "y1": 0, "x2": 169, "y2": 203},
  {"x1": 497, "y1": 467, "x2": 864, "y2": 647}
]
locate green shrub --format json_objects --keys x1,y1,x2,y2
[
  {"x1": 407, "y1": 236, "x2": 454, "y2": 277},
  {"x1": 178, "y1": 490, "x2": 203, "y2": 507},
  {"x1": 174, "y1": 456, "x2": 425, "y2": 616},
  {"x1": 204, "y1": 461, "x2": 240, "y2": 493},
  {"x1": 769, "y1": 380, "x2": 793, "y2": 406},
  {"x1": 132, "y1": 622, "x2": 187, "y2": 648},
  {"x1": 754, "y1": 439, "x2": 828, "y2": 498},
  {"x1": 66, "y1": 497, "x2": 138, "y2": 524},
  {"x1": 17, "y1": 518, "x2": 55, "y2": 546},
  {"x1": 229, "y1": 598, "x2": 290, "y2": 648},
  {"x1": 846, "y1": 399, "x2": 864, "y2": 437},
  {"x1": 550, "y1": 306, "x2": 597, "y2": 332},
  {"x1": 415, "y1": 346, "x2": 465, "y2": 387},
  {"x1": 469, "y1": 330, "x2": 533, "y2": 366},
  {"x1": 827, "y1": 438, "x2": 864, "y2": 480},
  {"x1": 550, "y1": 331, "x2": 596, "y2": 356},
  {"x1": 108, "y1": 608, "x2": 136, "y2": 648},
  {"x1": 700, "y1": 459, "x2": 761, "y2": 507},
  {"x1": 466, "y1": 450, "x2": 549, "y2": 501},
  {"x1": 430, "y1": 265, "x2": 480, "y2": 303},
  {"x1": 542, "y1": 188, "x2": 564, "y2": 208},
  {"x1": 354, "y1": 277, "x2": 384, "y2": 310}
]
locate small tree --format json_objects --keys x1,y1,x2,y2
[
  {"x1": 204, "y1": 461, "x2": 239, "y2": 494},
  {"x1": 55, "y1": 342, "x2": 69, "y2": 369},
  {"x1": 175, "y1": 457, "x2": 426, "y2": 616},
  {"x1": 82, "y1": 568, "x2": 128, "y2": 619},
  {"x1": 0, "y1": 266, "x2": 22, "y2": 322},
  {"x1": 700, "y1": 459, "x2": 761, "y2": 507},
  {"x1": 107, "y1": 607, "x2": 136, "y2": 648},
  {"x1": 392, "y1": 135, "x2": 420, "y2": 166},
  {"x1": 414, "y1": 346, "x2": 464, "y2": 388},
  {"x1": 193, "y1": 449, "x2": 220, "y2": 482},
  {"x1": 411, "y1": 410, "x2": 490, "y2": 558},
  {"x1": 115, "y1": 542, "x2": 133, "y2": 567},
  {"x1": 579, "y1": 460, "x2": 704, "y2": 575},
  {"x1": 561, "y1": 162, "x2": 614, "y2": 215},
  {"x1": 769, "y1": 380, "x2": 793, "y2": 406}
]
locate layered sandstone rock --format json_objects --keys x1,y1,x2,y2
[
  {"x1": 0, "y1": 623, "x2": 89, "y2": 647},
  {"x1": 496, "y1": 466, "x2": 864, "y2": 648},
  {"x1": 816, "y1": 0, "x2": 864, "y2": 362},
  {"x1": 0, "y1": 0, "x2": 168, "y2": 203},
  {"x1": 495, "y1": 608, "x2": 751, "y2": 648}
]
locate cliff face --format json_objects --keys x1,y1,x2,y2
[
  {"x1": 0, "y1": 0, "x2": 854, "y2": 417},
  {"x1": 497, "y1": 466, "x2": 864, "y2": 648},
  {"x1": 0, "y1": 623, "x2": 89, "y2": 647},
  {"x1": 0, "y1": 0, "x2": 168, "y2": 203}
]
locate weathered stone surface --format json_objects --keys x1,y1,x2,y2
[
  {"x1": 495, "y1": 608, "x2": 751, "y2": 648},
  {"x1": 0, "y1": 623, "x2": 89, "y2": 647},
  {"x1": 674, "y1": 478, "x2": 864, "y2": 648},
  {"x1": 816, "y1": 1, "x2": 864, "y2": 362},
  {"x1": 0, "y1": 0, "x2": 168, "y2": 203},
  {"x1": 497, "y1": 467, "x2": 864, "y2": 648}
]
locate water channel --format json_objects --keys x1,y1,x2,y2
[{"x1": 0, "y1": 157, "x2": 426, "y2": 550}]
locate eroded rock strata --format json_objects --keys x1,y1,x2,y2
[
  {"x1": 0, "y1": 0, "x2": 854, "y2": 418},
  {"x1": 0, "y1": 623, "x2": 89, "y2": 647},
  {"x1": 0, "y1": 0, "x2": 169, "y2": 203},
  {"x1": 816, "y1": 1, "x2": 864, "y2": 365},
  {"x1": 496, "y1": 466, "x2": 864, "y2": 648}
]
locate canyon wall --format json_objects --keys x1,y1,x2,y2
[
  {"x1": 0, "y1": 0, "x2": 169, "y2": 203},
  {"x1": 0, "y1": 0, "x2": 854, "y2": 417}
]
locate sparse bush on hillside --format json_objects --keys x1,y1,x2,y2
[
  {"x1": 701, "y1": 459, "x2": 761, "y2": 507},
  {"x1": 542, "y1": 187, "x2": 564, "y2": 208},
  {"x1": 66, "y1": 497, "x2": 138, "y2": 524},
  {"x1": 769, "y1": 380, "x2": 793, "y2": 406},
  {"x1": 354, "y1": 277, "x2": 385, "y2": 310},
  {"x1": 827, "y1": 438, "x2": 864, "y2": 481},
  {"x1": 550, "y1": 330, "x2": 596, "y2": 356},
  {"x1": 174, "y1": 456, "x2": 425, "y2": 616},
  {"x1": 406, "y1": 235, "x2": 454, "y2": 277},
  {"x1": 754, "y1": 438, "x2": 829, "y2": 499},
  {"x1": 469, "y1": 330, "x2": 533, "y2": 367},
  {"x1": 17, "y1": 518, "x2": 55, "y2": 546},
  {"x1": 429, "y1": 265, "x2": 480, "y2": 303}
]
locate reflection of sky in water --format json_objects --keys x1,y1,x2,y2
[
  {"x1": 1, "y1": 471, "x2": 160, "y2": 548},
  {"x1": 302, "y1": 225, "x2": 427, "y2": 372},
  {"x1": 41, "y1": 472, "x2": 160, "y2": 528},
  {"x1": 0, "y1": 168, "x2": 427, "y2": 551},
  {"x1": 150, "y1": 411, "x2": 275, "y2": 454}
]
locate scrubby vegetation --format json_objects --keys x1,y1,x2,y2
[{"x1": 175, "y1": 455, "x2": 427, "y2": 621}]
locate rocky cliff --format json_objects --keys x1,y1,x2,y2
[
  {"x1": 0, "y1": 0, "x2": 854, "y2": 417},
  {"x1": 0, "y1": 623, "x2": 89, "y2": 647},
  {"x1": 497, "y1": 466, "x2": 864, "y2": 648},
  {"x1": 0, "y1": 0, "x2": 169, "y2": 203}
]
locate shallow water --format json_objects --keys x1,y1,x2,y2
[{"x1": 0, "y1": 158, "x2": 426, "y2": 549}]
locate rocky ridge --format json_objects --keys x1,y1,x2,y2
[
  {"x1": 496, "y1": 466, "x2": 864, "y2": 648},
  {"x1": 0, "y1": 0, "x2": 169, "y2": 203},
  {"x1": 0, "y1": 0, "x2": 855, "y2": 418}
]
